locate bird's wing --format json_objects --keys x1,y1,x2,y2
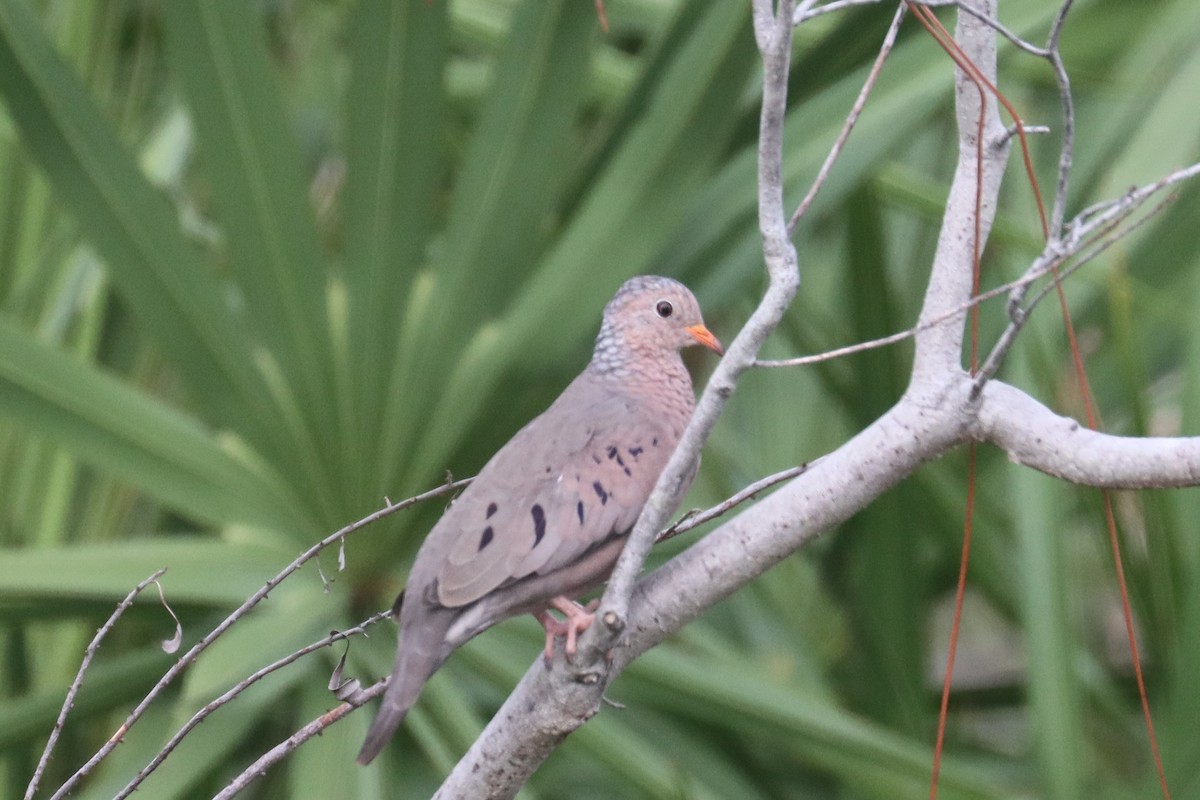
[{"x1": 431, "y1": 378, "x2": 675, "y2": 608}]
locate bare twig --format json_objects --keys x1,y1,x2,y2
[
  {"x1": 789, "y1": 2, "x2": 906, "y2": 231},
  {"x1": 214, "y1": 649, "x2": 392, "y2": 799},
  {"x1": 975, "y1": 160, "x2": 1200, "y2": 387},
  {"x1": 762, "y1": 159, "x2": 1199, "y2": 374},
  {"x1": 756, "y1": 242, "x2": 1076, "y2": 369},
  {"x1": 47, "y1": 478, "x2": 470, "y2": 800},
  {"x1": 932, "y1": 1, "x2": 1075, "y2": 239},
  {"x1": 213, "y1": 696, "x2": 371, "y2": 800},
  {"x1": 1063, "y1": 162, "x2": 1200, "y2": 251},
  {"x1": 951, "y1": 0, "x2": 1047, "y2": 56},
  {"x1": 602, "y1": 1, "x2": 803, "y2": 621},
  {"x1": 975, "y1": 189, "x2": 1181, "y2": 389},
  {"x1": 657, "y1": 464, "x2": 813, "y2": 543},
  {"x1": 24, "y1": 569, "x2": 167, "y2": 800},
  {"x1": 113, "y1": 612, "x2": 392, "y2": 799},
  {"x1": 996, "y1": 123, "x2": 1050, "y2": 145},
  {"x1": 153, "y1": 578, "x2": 182, "y2": 654},
  {"x1": 794, "y1": 0, "x2": 883, "y2": 25},
  {"x1": 1044, "y1": 0, "x2": 1076, "y2": 237}
]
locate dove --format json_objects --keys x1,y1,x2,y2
[{"x1": 357, "y1": 275, "x2": 722, "y2": 765}]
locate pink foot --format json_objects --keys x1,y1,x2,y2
[{"x1": 534, "y1": 596, "x2": 599, "y2": 664}]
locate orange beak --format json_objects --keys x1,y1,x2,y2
[{"x1": 686, "y1": 324, "x2": 724, "y2": 356}]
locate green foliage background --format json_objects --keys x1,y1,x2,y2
[{"x1": 1, "y1": 0, "x2": 1199, "y2": 797}]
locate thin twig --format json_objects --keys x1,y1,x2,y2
[
  {"x1": 756, "y1": 252, "x2": 1078, "y2": 368},
  {"x1": 1064, "y1": 164, "x2": 1200, "y2": 249},
  {"x1": 24, "y1": 569, "x2": 167, "y2": 800},
  {"x1": 759, "y1": 158, "x2": 1196, "y2": 375},
  {"x1": 1045, "y1": 0, "x2": 1076, "y2": 238},
  {"x1": 794, "y1": 0, "x2": 883, "y2": 25},
  {"x1": 996, "y1": 123, "x2": 1050, "y2": 146},
  {"x1": 789, "y1": 2, "x2": 906, "y2": 232},
  {"x1": 931, "y1": 1, "x2": 1072, "y2": 242},
  {"x1": 46, "y1": 478, "x2": 470, "y2": 800},
  {"x1": 213, "y1": 697, "x2": 369, "y2": 800},
  {"x1": 974, "y1": 159, "x2": 1200, "y2": 388},
  {"x1": 113, "y1": 611, "x2": 393, "y2": 799},
  {"x1": 951, "y1": 0, "x2": 1048, "y2": 56},
  {"x1": 974, "y1": 190, "x2": 1181, "y2": 391},
  {"x1": 657, "y1": 464, "x2": 814, "y2": 543}
]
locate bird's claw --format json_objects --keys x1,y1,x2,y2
[{"x1": 535, "y1": 597, "x2": 600, "y2": 665}]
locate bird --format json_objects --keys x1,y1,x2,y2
[{"x1": 357, "y1": 275, "x2": 723, "y2": 765}]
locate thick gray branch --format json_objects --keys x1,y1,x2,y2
[
  {"x1": 911, "y1": 0, "x2": 1009, "y2": 381},
  {"x1": 618, "y1": 380, "x2": 971, "y2": 661},
  {"x1": 978, "y1": 381, "x2": 1200, "y2": 488},
  {"x1": 433, "y1": 369, "x2": 973, "y2": 800}
]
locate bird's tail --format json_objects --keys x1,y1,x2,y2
[
  {"x1": 357, "y1": 625, "x2": 446, "y2": 765},
  {"x1": 356, "y1": 699, "x2": 407, "y2": 766}
]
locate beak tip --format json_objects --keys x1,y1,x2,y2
[{"x1": 686, "y1": 324, "x2": 724, "y2": 356}]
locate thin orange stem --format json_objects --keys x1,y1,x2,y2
[
  {"x1": 1101, "y1": 491, "x2": 1172, "y2": 798},
  {"x1": 930, "y1": 445, "x2": 976, "y2": 798},
  {"x1": 907, "y1": 5, "x2": 1167, "y2": 797},
  {"x1": 1052, "y1": 253, "x2": 1171, "y2": 798}
]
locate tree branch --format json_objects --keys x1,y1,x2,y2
[
  {"x1": 44, "y1": 478, "x2": 468, "y2": 800},
  {"x1": 789, "y1": 2, "x2": 906, "y2": 231},
  {"x1": 114, "y1": 612, "x2": 391, "y2": 799},
  {"x1": 910, "y1": 0, "x2": 1008, "y2": 382},
  {"x1": 24, "y1": 569, "x2": 167, "y2": 800},
  {"x1": 977, "y1": 382, "x2": 1200, "y2": 488}
]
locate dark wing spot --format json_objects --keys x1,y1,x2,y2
[
  {"x1": 607, "y1": 446, "x2": 618, "y2": 460},
  {"x1": 478, "y1": 526, "x2": 494, "y2": 551},
  {"x1": 423, "y1": 580, "x2": 440, "y2": 605},
  {"x1": 652, "y1": 437, "x2": 659, "y2": 447},
  {"x1": 531, "y1": 504, "x2": 546, "y2": 547},
  {"x1": 576, "y1": 501, "x2": 585, "y2": 525},
  {"x1": 623, "y1": 466, "x2": 632, "y2": 477},
  {"x1": 628, "y1": 446, "x2": 643, "y2": 459},
  {"x1": 486, "y1": 502, "x2": 498, "y2": 519},
  {"x1": 614, "y1": 452, "x2": 626, "y2": 469},
  {"x1": 593, "y1": 481, "x2": 608, "y2": 505}
]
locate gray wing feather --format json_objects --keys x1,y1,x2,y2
[{"x1": 434, "y1": 376, "x2": 672, "y2": 608}]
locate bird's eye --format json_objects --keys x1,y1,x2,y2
[{"x1": 655, "y1": 300, "x2": 674, "y2": 318}]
